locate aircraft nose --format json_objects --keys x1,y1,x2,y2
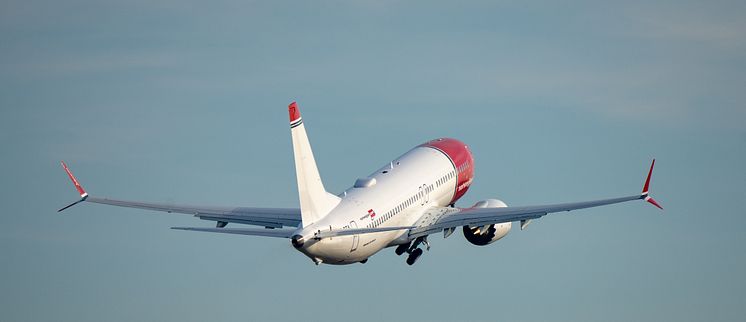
[{"x1": 291, "y1": 234, "x2": 305, "y2": 248}]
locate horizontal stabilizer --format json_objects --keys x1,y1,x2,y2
[{"x1": 171, "y1": 227, "x2": 294, "y2": 238}]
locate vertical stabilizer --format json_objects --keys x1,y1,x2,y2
[{"x1": 288, "y1": 102, "x2": 341, "y2": 227}]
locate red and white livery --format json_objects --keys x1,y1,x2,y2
[{"x1": 60, "y1": 102, "x2": 662, "y2": 265}]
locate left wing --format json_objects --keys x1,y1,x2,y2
[
  {"x1": 409, "y1": 160, "x2": 663, "y2": 239},
  {"x1": 58, "y1": 161, "x2": 301, "y2": 229}
]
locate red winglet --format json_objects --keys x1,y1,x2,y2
[
  {"x1": 645, "y1": 196, "x2": 663, "y2": 210},
  {"x1": 288, "y1": 101, "x2": 301, "y2": 123},
  {"x1": 61, "y1": 161, "x2": 87, "y2": 198},
  {"x1": 642, "y1": 159, "x2": 655, "y2": 194},
  {"x1": 641, "y1": 159, "x2": 663, "y2": 210}
]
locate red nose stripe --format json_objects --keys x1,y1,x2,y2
[{"x1": 419, "y1": 138, "x2": 474, "y2": 204}]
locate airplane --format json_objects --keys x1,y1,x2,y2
[{"x1": 59, "y1": 102, "x2": 663, "y2": 266}]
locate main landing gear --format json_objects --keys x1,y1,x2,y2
[
  {"x1": 395, "y1": 236, "x2": 430, "y2": 266},
  {"x1": 406, "y1": 248, "x2": 423, "y2": 265}
]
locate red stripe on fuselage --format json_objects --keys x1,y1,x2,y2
[{"x1": 419, "y1": 138, "x2": 474, "y2": 204}]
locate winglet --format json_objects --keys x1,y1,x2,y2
[
  {"x1": 62, "y1": 161, "x2": 87, "y2": 198},
  {"x1": 59, "y1": 161, "x2": 88, "y2": 212},
  {"x1": 641, "y1": 159, "x2": 663, "y2": 210}
]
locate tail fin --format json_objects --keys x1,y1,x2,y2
[{"x1": 288, "y1": 102, "x2": 340, "y2": 226}]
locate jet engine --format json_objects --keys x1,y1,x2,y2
[{"x1": 463, "y1": 199, "x2": 512, "y2": 246}]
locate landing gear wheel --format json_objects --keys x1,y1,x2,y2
[
  {"x1": 395, "y1": 244, "x2": 409, "y2": 256},
  {"x1": 406, "y1": 248, "x2": 424, "y2": 265}
]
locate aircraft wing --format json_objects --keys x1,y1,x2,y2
[
  {"x1": 409, "y1": 160, "x2": 663, "y2": 239},
  {"x1": 409, "y1": 195, "x2": 646, "y2": 239},
  {"x1": 58, "y1": 162, "x2": 301, "y2": 229}
]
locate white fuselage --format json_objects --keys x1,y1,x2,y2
[{"x1": 293, "y1": 144, "x2": 468, "y2": 264}]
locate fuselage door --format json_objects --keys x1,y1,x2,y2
[
  {"x1": 420, "y1": 184, "x2": 430, "y2": 205},
  {"x1": 350, "y1": 221, "x2": 359, "y2": 252}
]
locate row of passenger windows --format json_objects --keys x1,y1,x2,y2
[
  {"x1": 457, "y1": 161, "x2": 471, "y2": 174},
  {"x1": 436, "y1": 170, "x2": 456, "y2": 188},
  {"x1": 367, "y1": 162, "x2": 471, "y2": 229},
  {"x1": 368, "y1": 184, "x2": 435, "y2": 228}
]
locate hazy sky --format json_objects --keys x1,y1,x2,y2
[{"x1": 1, "y1": 1, "x2": 744, "y2": 321}]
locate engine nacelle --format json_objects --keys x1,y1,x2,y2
[{"x1": 463, "y1": 199, "x2": 512, "y2": 246}]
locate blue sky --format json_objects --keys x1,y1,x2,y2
[{"x1": 1, "y1": 1, "x2": 745, "y2": 321}]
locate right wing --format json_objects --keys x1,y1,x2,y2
[
  {"x1": 409, "y1": 194, "x2": 646, "y2": 239},
  {"x1": 409, "y1": 159, "x2": 663, "y2": 239},
  {"x1": 58, "y1": 161, "x2": 301, "y2": 229}
]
